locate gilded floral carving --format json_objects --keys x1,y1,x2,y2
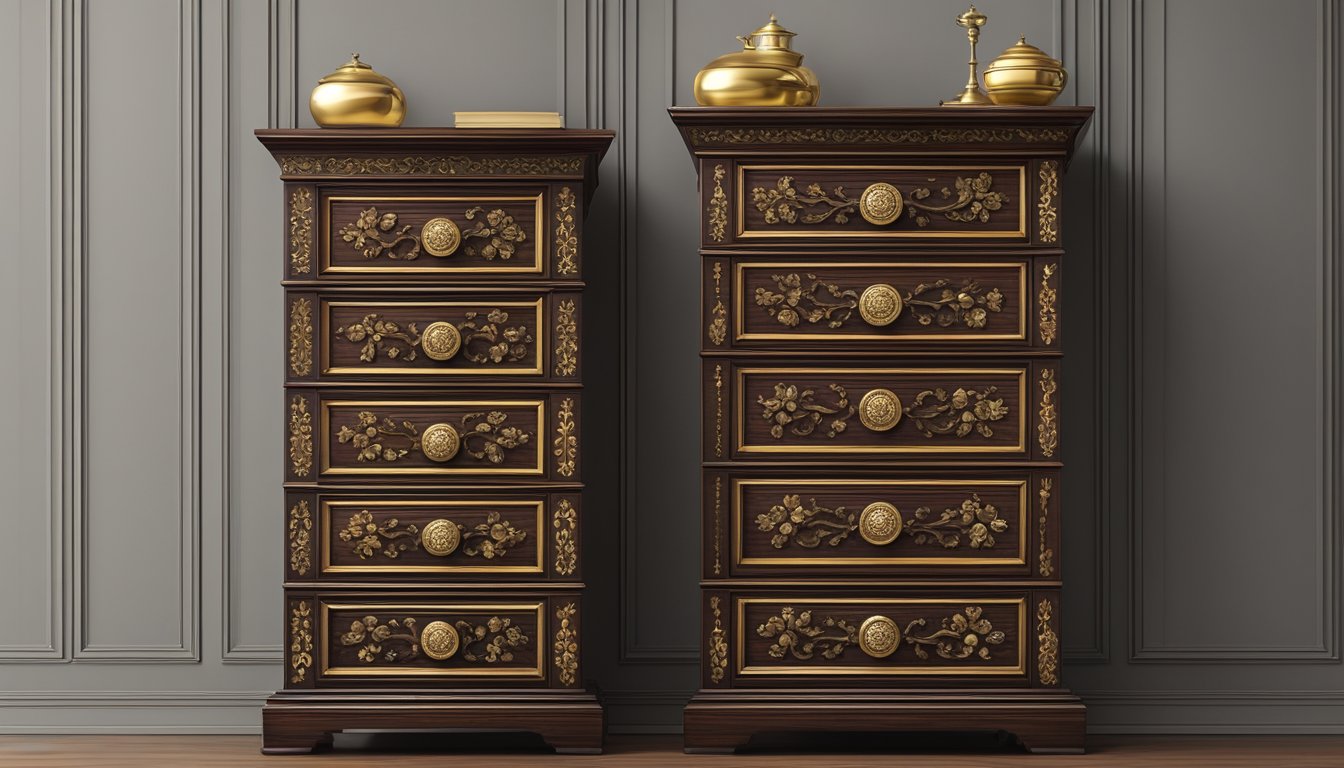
[
  {"x1": 554, "y1": 398, "x2": 576, "y2": 477},
  {"x1": 288, "y1": 396, "x2": 313, "y2": 477},
  {"x1": 279, "y1": 155, "x2": 583, "y2": 176},
  {"x1": 1038, "y1": 160, "x2": 1059, "y2": 243},
  {"x1": 905, "y1": 386, "x2": 1008, "y2": 439},
  {"x1": 339, "y1": 207, "x2": 423, "y2": 260},
  {"x1": 1037, "y1": 598, "x2": 1059, "y2": 685},
  {"x1": 288, "y1": 500, "x2": 312, "y2": 576},
  {"x1": 708, "y1": 262, "x2": 727, "y2": 345},
  {"x1": 288, "y1": 188, "x2": 312, "y2": 274},
  {"x1": 288, "y1": 298, "x2": 313, "y2": 376},
  {"x1": 554, "y1": 603, "x2": 578, "y2": 685},
  {"x1": 756, "y1": 493, "x2": 1007, "y2": 550},
  {"x1": 755, "y1": 273, "x2": 1003, "y2": 330},
  {"x1": 713, "y1": 364, "x2": 724, "y2": 457},
  {"x1": 335, "y1": 410, "x2": 532, "y2": 464},
  {"x1": 335, "y1": 314, "x2": 422, "y2": 362},
  {"x1": 758, "y1": 605, "x2": 1007, "y2": 662},
  {"x1": 709, "y1": 596, "x2": 728, "y2": 683},
  {"x1": 555, "y1": 186, "x2": 578, "y2": 274},
  {"x1": 340, "y1": 614, "x2": 529, "y2": 665},
  {"x1": 463, "y1": 207, "x2": 526, "y2": 260},
  {"x1": 1038, "y1": 369, "x2": 1058, "y2": 458},
  {"x1": 555, "y1": 299, "x2": 578, "y2": 376},
  {"x1": 338, "y1": 510, "x2": 524, "y2": 561},
  {"x1": 751, "y1": 173, "x2": 1008, "y2": 229},
  {"x1": 1039, "y1": 263, "x2": 1058, "y2": 345},
  {"x1": 687, "y1": 127, "x2": 1072, "y2": 146},
  {"x1": 553, "y1": 499, "x2": 577, "y2": 576},
  {"x1": 1039, "y1": 478, "x2": 1054, "y2": 576},
  {"x1": 289, "y1": 601, "x2": 313, "y2": 683},
  {"x1": 708, "y1": 164, "x2": 728, "y2": 242},
  {"x1": 758, "y1": 383, "x2": 855, "y2": 439}
]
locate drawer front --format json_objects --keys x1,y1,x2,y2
[
  {"x1": 715, "y1": 363, "x2": 1056, "y2": 460},
  {"x1": 719, "y1": 259, "x2": 1033, "y2": 347},
  {"x1": 733, "y1": 164, "x2": 1027, "y2": 242},
  {"x1": 284, "y1": 491, "x2": 583, "y2": 581},
  {"x1": 286, "y1": 291, "x2": 580, "y2": 382},
  {"x1": 285, "y1": 392, "x2": 580, "y2": 480},
  {"x1": 301, "y1": 183, "x2": 582, "y2": 278},
  {"x1": 713, "y1": 471, "x2": 1061, "y2": 578},
  {"x1": 728, "y1": 593, "x2": 1031, "y2": 684}
]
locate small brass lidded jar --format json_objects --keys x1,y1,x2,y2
[
  {"x1": 693, "y1": 15, "x2": 820, "y2": 107},
  {"x1": 983, "y1": 37, "x2": 1068, "y2": 106},
  {"x1": 310, "y1": 53, "x2": 406, "y2": 128}
]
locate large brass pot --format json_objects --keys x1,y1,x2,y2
[
  {"x1": 310, "y1": 53, "x2": 406, "y2": 128},
  {"x1": 983, "y1": 38, "x2": 1067, "y2": 106},
  {"x1": 693, "y1": 16, "x2": 820, "y2": 107}
]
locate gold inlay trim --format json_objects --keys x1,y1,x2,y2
[
  {"x1": 709, "y1": 262, "x2": 727, "y2": 346},
  {"x1": 554, "y1": 603, "x2": 578, "y2": 685},
  {"x1": 709, "y1": 596, "x2": 729, "y2": 684},
  {"x1": 736, "y1": 597, "x2": 1027, "y2": 676},
  {"x1": 1038, "y1": 160, "x2": 1059, "y2": 243},
  {"x1": 736, "y1": 367, "x2": 1028, "y2": 455},
  {"x1": 713, "y1": 364, "x2": 725, "y2": 457},
  {"x1": 1038, "y1": 477, "x2": 1055, "y2": 577},
  {"x1": 713, "y1": 475, "x2": 724, "y2": 575},
  {"x1": 554, "y1": 397, "x2": 577, "y2": 477},
  {"x1": 289, "y1": 395, "x2": 313, "y2": 478},
  {"x1": 735, "y1": 262, "x2": 1028, "y2": 342},
  {"x1": 1037, "y1": 598, "x2": 1059, "y2": 685},
  {"x1": 736, "y1": 165, "x2": 1027, "y2": 239},
  {"x1": 1039, "y1": 263, "x2": 1058, "y2": 345},
  {"x1": 321, "y1": 195, "x2": 545, "y2": 275},
  {"x1": 320, "y1": 500, "x2": 545, "y2": 574},
  {"x1": 289, "y1": 187, "x2": 313, "y2": 274},
  {"x1": 279, "y1": 154, "x2": 583, "y2": 176},
  {"x1": 708, "y1": 164, "x2": 728, "y2": 242},
  {"x1": 289, "y1": 601, "x2": 313, "y2": 683},
  {"x1": 553, "y1": 498, "x2": 577, "y2": 576},
  {"x1": 1038, "y1": 368, "x2": 1058, "y2": 458},
  {"x1": 555, "y1": 187, "x2": 578, "y2": 275},
  {"x1": 288, "y1": 298, "x2": 313, "y2": 376},
  {"x1": 687, "y1": 126, "x2": 1073, "y2": 146},
  {"x1": 555, "y1": 299, "x2": 578, "y2": 377},
  {"x1": 320, "y1": 602, "x2": 546, "y2": 678},
  {"x1": 733, "y1": 478, "x2": 1029, "y2": 567},
  {"x1": 288, "y1": 500, "x2": 312, "y2": 575},
  {"x1": 320, "y1": 399, "x2": 546, "y2": 476}
]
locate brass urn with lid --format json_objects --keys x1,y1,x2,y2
[
  {"x1": 983, "y1": 37, "x2": 1068, "y2": 106},
  {"x1": 309, "y1": 53, "x2": 407, "y2": 127},
  {"x1": 693, "y1": 15, "x2": 820, "y2": 107}
]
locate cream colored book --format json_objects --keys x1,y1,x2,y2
[{"x1": 454, "y1": 111, "x2": 564, "y2": 128}]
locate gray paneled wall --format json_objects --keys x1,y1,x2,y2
[{"x1": 1, "y1": 0, "x2": 1339, "y2": 735}]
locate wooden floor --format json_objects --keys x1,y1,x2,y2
[{"x1": 2, "y1": 734, "x2": 1343, "y2": 767}]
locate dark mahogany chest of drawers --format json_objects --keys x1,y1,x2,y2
[
  {"x1": 670, "y1": 107, "x2": 1092, "y2": 754},
  {"x1": 256, "y1": 129, "x2": 613, "y2": 754}
]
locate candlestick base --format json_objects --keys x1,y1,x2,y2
[{"x1": 941, "y1": 85, "x2": 994, "y2": 106}]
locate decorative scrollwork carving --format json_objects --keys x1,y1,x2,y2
[
  {"x1": 338, "y1": 510, "x2": 524, "y2": 560},
  {"x1": 1037, "y1": 598, "x2": 1059, "y2": 685},
  {"x1": 554, "y1": 603, "x2": 578, "y2": 685},
  {"x1": 288, "y1": 188, "x2": 312, "y2": 274},
  {"x1": 288, "y1": 396, "x2": 313, "y2": 477},
  {"x1": 553, "y1": 499, "x2": 577, "y2": 576},
  {"x1": 751, "y1": 173, "x2": 1008, "y2": 229},
  {"x1": 554, "y1": 398, "x2": 576, "y2": 477},
  {"x1": 463, "y1": 207, "x2": 526, "y2": 260},
  {"x1": 335, "y1": 314, "x2": 422, "y2": 362},
  {"x1": 713, "y1": 475, "x2": 723, "y2": 574},
  {"x1": 713, "y1": 364, "x2": 725, "y2": 457},
  {"x1": 708, "y1": 164, "x2": 728, "y2": 242},
  {"x1": 555, "y1": 300, "x2": 578, "y2": 377},
  {"x1": 709, "y1": 262, "x2": 728, "y2": 345},
  {"x1": 755, "y1": 274, "x2": 1004, "y2": 330},
  {"x1": 555, "y1": 186, "x2": 578, "y2": 274},
  {"x1": 757, "y1": 605, "x2": 1007, "y2": 662},
  {"x1": 905, "y1": 386, "x2": 1008, "y2": 438},
  {"x1": 758, "y1": 383, "x2": 855, "y2": 439},
  {"x1": 279, "y1": 155, "x2": 583, "y2": 176},
  {"x1": 339, "y1": 207, "x2": 423, "y2": 260},
  {"x1": 1039, "y1": 478, "x2": 1054, "y2": 576},
  {"x1": 1039, "y1": 263, "x2": 1058, "y2": 345},
  {"x1": 757, "y1": 493, "x2": 1007, "y2": 550},
  {"x1": 336, "y1": 310, "x2": 536, "y2": 367},
  {"x1": 289, "y1": 601, "x2": 313, "y2": 683},
  {"x1": 709, "y1": 596, "x2": 728, "y2": 684},
  {"x1": 340, "y1": 614, "x2": 529, "y2": 665},
  {"x1": 1038, "y1": 369, "x2": 1058, "y2": 457},
  {"x1": 1038, "y1": 160, "x2": 1059, "y2": 243},
  {"x1": 288, "y1": 500, "x2": 312, "y2": 575},
  {"x1": 288, "y1": 298, "x2": 313, "y2": 376},
  {"x1": 687, "y1": 127, "x2": 1073, "y2": 146},
  {"x1": 758, "y1": 607, "x2": 859, "y2": 660},
  {"x1": 335, "y1": 410, "x2": 531, "y2": 464}
]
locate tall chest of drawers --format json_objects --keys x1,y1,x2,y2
[
  {"x1": 670, "y1": 107, "x2": 1092, "y2": 753},
  {"x1": 256, "y1": 129, "x2": 613, "y2": 754}
]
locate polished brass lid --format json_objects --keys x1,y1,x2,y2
[
  {"x1": 317, "y1": 53, "x2": 400, "y2": 87},
  {"x1": 739, "y1": 14, "x2": 798, "y2": 51},
  {"x1": 988, "y1": 37, "x2": 1062, "y2": 67}
]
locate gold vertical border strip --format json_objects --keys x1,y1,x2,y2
[
  {"x1": 1037, "y1": 160, "x2": 1059, "y2": 243},
  {"x1": 319, "y1": 499, "x2": 546, "y2": 575},
  {"x1": 708, "y1": 163, "x2": 728, "y2": 242},
  {"x1": 289, "y1": 600, "x2": 313, "y2": 684},
  {"x1": 554, "y1": 397, "x2": 577, "y2": 477},
  {"x1": 1038, "y1": 368, "x2": 1059, "y2": 458},
  {"x1": 708, "y1": 595, "x2": 728, "y2": 684},
  {"x1": 713, "y1": 364, "x2": 725, "y2": 457},
  {"x1": 553, "y1": 602, "x2": 578, "y2": 685},
  {"x1": 553, "y1": 498, "x2": 577, "y2": 576},
  {"x1": 320, "y1": 602, "x2": 546, "y2": 679},
  {"x1": 288, "y1": 297, "x2": 313, "y2": 376},
  {"x1": 708, "y1": 262, "x2": 727, "y2": 346},
  {"x1": 1038, "y1": 477, "x2": 1055, "y2": 576},
  {"x1": 1039, "y1": 263, "x2": 1058, "y2": 345},
  {"x1": 732, "y1": 478, "x2": 1029, "y2": 567},
  {"x1": 734, "y1": 597, "x2": 1027, "y2": 676},
  {"x1": 555, "y1": 186, "x2": 578, "y2": 275},
  {"x1": 288, "y1": 499, "x2": 312, "y2": 576},
  {"x1": 288, "y1": 394, "x2": 313, "y2": 478},
  {"x1": 554, "y1": 298, "x2": 578, "y2": 377},
  {"x1": 289, "y1": 187, "x2": 313, "y2": 274},
  {"x1": 1037, "y1": 597, "x2": 1059, "y2": 685},
  {"x1": 713, "y1": 475, "x2": 723, "y2": 575}
]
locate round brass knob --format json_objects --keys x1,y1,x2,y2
[
  {"x1": 420, "y1": 620, "x2": 460, "y2": 660},
  {"x1": 421, "y1": 217, "x2": 461, "y2": 257},
  {"x1": 858, "y1": 283, "x2": 904, "y2": 327},
  {"x1": 420, "y1": 423, "x2": 460, "y2": 462},
  {"x1": 858, "y1": 501, "x2": 904, "y2": 546},
  {"x1": 858, "y1": 388, "x2": 903, "y2": 432},
  {"x1": 420, "y1": 321, "x2": 462, "y2": 361},
  {"x1": 858, "y1": 615, "x2": 901, "y2": 659},
  {"x1": 858, "y1": 182, "x2": 904, "y2": 225},
  {"x1": 420, "y1": 518, "x2": 461, "y2": 556}
]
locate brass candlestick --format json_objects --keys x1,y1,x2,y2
[{"x1": 941, "y1": 5, "x2": 993, "y2": 107}]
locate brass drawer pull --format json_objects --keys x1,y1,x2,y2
[
  {"x1": 420, "y1": 518, "x2": 462, "y2": 556},
  {"x1": 858, "y1": 615, "x2": 900, "y2": 658},
  {"x1": 858, "y1": 182, "x2": 904, "y2": 225},
  {"x1": 858, "y1": 501, "x2": 904, "y2": 546},
  {"x1": 420, "y1": 321, "x2": 462, "y2": 361},
  {"x1": 858, "y1": 388, "x2": 903, "y2": 432},
  {"x1": 858, "y1": 283, "x2": 904, "y2": 326},
  {"x1": 421, "y1": 217, "x2": 461, "y2": 257},
  {"x1": 420, "y1": 423, "x2": 461, "y2": 462},
  {"x1": 420, "y1": 620, "x2": 461, "y2": 660}
]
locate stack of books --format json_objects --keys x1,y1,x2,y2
[{"x1": 454, "y1": 111, "x2": 564, "y2": 129}]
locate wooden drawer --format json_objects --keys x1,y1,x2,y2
[
  {"x1": 285, "y1": 391, "x2": 580, "y2": 481},
  {"x1": 282, "y1": 592, "x2": 583, "y2": 687},
  {"x1": 286, "y1": 290, "x2": 580, "y2": 382},
  {"x1": 709, "y1": 361, "x2": 1058, "y2": 461},
  {"x1": 287, "y1": 182, "x2": 584, "y2": 279},
  {"x1": 284, "y1": 491, "x2": 582, "y2": 582},
  {"x1": 710, "y1": 590, "x2": 1057, "y2": 686},
  {"x1": 723, "y1": 163, "x2": 1029, "y2": 244},
  {"x1": 705, "y1": 258, "x2": 1064, "y2": 349},
  {"x1": 704, "y1": 470, "x2": 1059, "y2": 579}
]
